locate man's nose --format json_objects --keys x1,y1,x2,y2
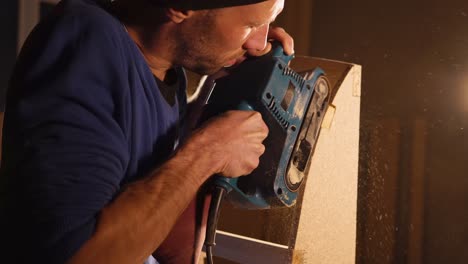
[{"x1": 243, "y1": 24, "x2": 269, "y2": 53}]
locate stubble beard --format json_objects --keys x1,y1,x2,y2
[{"x1": 173, "y1": 11, "x2": 225, "y2": 75}]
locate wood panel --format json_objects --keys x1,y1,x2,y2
[
  {"x1": 294, "y1": 59, "x2": 361, "y2": 264},
  {"x1": 211, "y1": 58, "x2": 361, "y2": 264}
]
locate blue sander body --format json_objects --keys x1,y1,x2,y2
[{"x1": 202, "y1": 44, "x2": 331, "y2": 209}]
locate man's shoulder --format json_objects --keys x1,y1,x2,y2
[
  {"x1": 21, "y1": 0, "x2": 124, "y2": 52},
  {"x1": 54, "y1": 0, "x2": 123, "y2": 39},
  {"x1": 12, "y1": 0, "x2": 131, "y2": 98},
  {"x1": 17, "y1": 0, "x2": 128, "y2": 68}
]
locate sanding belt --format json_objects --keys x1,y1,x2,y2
[{"x1": 151, "y1": 0, "x2": 268, "y2": 10}]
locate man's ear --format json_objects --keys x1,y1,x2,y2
[{"x1": 165, "y1": 8, "x2": 194, "y2": 23}]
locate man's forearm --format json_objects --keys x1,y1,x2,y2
[
  {"x1": 66, "y1": 108, "x2": 268, "y2": 264},
  {"x1": 67, "y1": 146, "x2": 214, "y2": 264}
]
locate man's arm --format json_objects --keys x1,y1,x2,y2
[{"x1": 67, "y1": 110, "x2": 268, "y2": 264}]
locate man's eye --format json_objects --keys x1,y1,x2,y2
[{"x1": 247, "y1": 23, "x2": 261, "y2": 29}]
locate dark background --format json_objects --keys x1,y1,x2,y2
[
  {"x1": 301, "y1": 0, "x2": 468, "y2": 263},
  {"x1": 0, "y1": 0, "x2": 18, "y2": 111}
]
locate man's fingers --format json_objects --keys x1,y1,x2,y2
[
  {"x1": 247, "y1": 111, "x2": 269, "y2": 137},
  {"x1": 268, "y1": 26, "x2": 294, "y2": 55},
  {"x1": 256, "y1": 143, "x2": 266, "y2": 155}
]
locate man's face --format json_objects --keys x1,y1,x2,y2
[{"x1": 173, "y1": 0, "x2": 284, "y2": 75}]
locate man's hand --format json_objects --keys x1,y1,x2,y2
[
  {"x1": 189, "y1": 110, "x2": 269, "y2": 178},
  {"x1": 153, "y1": 110, "x2": 267, "y2": 263}
]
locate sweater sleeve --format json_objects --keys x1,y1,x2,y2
[{"x1": 0, "y1": 5, "x2": 130, "y2": 264}]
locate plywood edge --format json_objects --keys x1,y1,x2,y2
[
  {"x1": 294, "y1": 60, "x2": 361, "y2": 263},
  {"x1": 212, "y1": 230, "x2": 291, "y2": 264}
]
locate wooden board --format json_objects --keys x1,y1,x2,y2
[{"x1": 205, "y1": 58, "x2": 361, "y2": 264}]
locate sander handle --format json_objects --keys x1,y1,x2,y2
[{"x1": 213, "y1": 100, "x2": 270, "y2": 209}]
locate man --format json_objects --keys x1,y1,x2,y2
[{"x1": 0, "y1": 0, "x2": 294, "y2": 263}]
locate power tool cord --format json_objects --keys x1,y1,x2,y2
[{"x1": 205, "y1": 186, "x2": 227, "y2": 264}]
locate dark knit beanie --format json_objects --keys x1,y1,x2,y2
[{"x1": 151, "y1": 0, "x2": 268, "y2": 10}]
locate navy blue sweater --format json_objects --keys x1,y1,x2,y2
[{"x1": 0, "y1": 0, "x2": 186, "y2": 263}]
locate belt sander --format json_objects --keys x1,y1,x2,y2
[{"x1": 201, "y1": 43, "x2": 331, "y2": 262}]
